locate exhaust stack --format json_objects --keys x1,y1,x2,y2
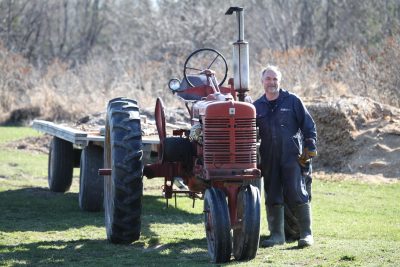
[{"x1": 225, "y1": 6, "x2": 249, "y2": 102}]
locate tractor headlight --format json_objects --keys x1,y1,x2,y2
[{"x1": 168, "y1": 78, "x2": 181, "y2": 92}]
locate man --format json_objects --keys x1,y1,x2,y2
[{"x1": 253, "y1": 65, "x2": 317, "y2": 248}]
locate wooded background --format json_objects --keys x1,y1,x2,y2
[{"x1": 1, "y1": 0, "x2": 400, "y2": 122}]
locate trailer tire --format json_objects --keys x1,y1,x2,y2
[
  {"x1": 104, "y1": 98, "x2": 143, "y2": 244},
  {"x1": 79, "y1": 144, "x2": 104, "y2": 212},
  {"x1": 48, "y1": 137, "x2": 74, "y2": 192}
]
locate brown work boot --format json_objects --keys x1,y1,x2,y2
[
  {"x1": 295, "y1": 202, "x2": 314, "y2": 248},
  {"x1": 260, "y1": 205, "x2": 285, "y2": 247}
]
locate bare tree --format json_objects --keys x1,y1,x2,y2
[{"x1": 0, "y1": 0, "x2": 105, "y2": 66}]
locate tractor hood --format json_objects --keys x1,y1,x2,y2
[{"x1": 192, "y1": 98, "x2": 256, "y2": 122}]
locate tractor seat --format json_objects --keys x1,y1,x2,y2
[
  {"x1": 176, "y1": 75, "x2": 209, "y2": 101},
  {"x1": 175, "y1": 75, "x2": 234, "y2": 101}
]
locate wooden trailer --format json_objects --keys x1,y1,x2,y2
[{"x1": 31, "y1": 119, "x2": 159, "y2": 212}]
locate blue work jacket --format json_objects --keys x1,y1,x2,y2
[{"x1": 253, "y1": 89, "x2": 317, "y2": 163}]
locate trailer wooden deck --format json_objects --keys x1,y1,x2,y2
[{"x1": 32, "y1": 119, "x2": 160, "y2": 147}]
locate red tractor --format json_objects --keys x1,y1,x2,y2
[{"x1": 101, "y1": 7, "x2": 261, "y2": 263}]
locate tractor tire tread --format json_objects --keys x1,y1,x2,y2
[{"x1": 104, "y1": 99, "x2": 143, "y2": 244}]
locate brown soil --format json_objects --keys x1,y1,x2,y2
[
  {"x1": 306, "y1": 95, "x2": 400, "y2": 180},
  {"x1": 5, "y1": 135, "x2": 52, "y2": 154}
]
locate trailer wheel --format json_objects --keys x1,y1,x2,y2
[
  {"x1": 233, "y1": 184, "x2": 261, "y2": 261},
  {"x1": 79, "y1": 144, "x2": 104, "y2": 212},
  {"x1": 48, "y1": 137, "x2": 74, "y2": 192},
  {"x1": 204, "y1": 187, "x2": 232, "y2": 263},
  {"x1": 104, "y1": 98, "x2": 143, "y2": 244}
]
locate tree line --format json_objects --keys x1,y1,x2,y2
[
  {"x1": 1, "y1": 0, "x2": 399, "y2": 67},
  {"x1": 1, "y1": 0, "x2": 400, "y2": 121}
]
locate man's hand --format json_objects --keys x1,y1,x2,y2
[
  {"x1": 304, "y1": 139, "x2": 317, "y2": 158},
  {"x1": 298, "y1": 139, "x2": 317, "y2": 175}
]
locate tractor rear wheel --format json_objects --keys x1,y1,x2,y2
[
  {"x1": 79, "y1": 144, "x2": 104, "y2": 212},
  {"x1": 48, "y1": 137, "x2": 74, "y2": 192},
  {"x1": 104, "y1": 98, "x2": 143, "y2": 244},
  {"x1": 233, "y1": 184, "x2": 261, "y2": 261},
  {"x1": 204, "y1": 187, "x2": 232, "y2": 263}
]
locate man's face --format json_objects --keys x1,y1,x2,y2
[{"x1": 262, "y1": 70, "x2": 280, "y2": 94}]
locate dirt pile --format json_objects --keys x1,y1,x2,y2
[
  {"x1": 5, "y1": 135, "x2": 52, "y2": 154},
  {"x1": 306, "y1": 95, "x2": 400, "y2": 178}
]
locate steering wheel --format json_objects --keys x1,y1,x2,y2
[{"x1": 183, "y1": 48, "x2": 228, "y2": 87}]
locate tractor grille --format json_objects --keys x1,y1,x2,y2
[{"x1": 203, "y1": 118, "x2": 257, "y2": 165}]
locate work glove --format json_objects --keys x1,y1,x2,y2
[
  {"x1": 304, "y1": 139, "x2": 317, "y2": 158},
  {"x1": 298, "y1": 139, "x2": 317, "y2": 175}
]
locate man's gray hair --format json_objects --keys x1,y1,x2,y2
[{"x1": 261, "y1": 65, "x2": 282, "y2": 82}]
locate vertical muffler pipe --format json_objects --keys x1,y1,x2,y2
[{"x1": 225, "y1": 7, "x2": 249, "y2": 102}]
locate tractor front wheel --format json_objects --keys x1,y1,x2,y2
[
  {"x1": 204, "y1": 187, "x2": 232, "y2": 263},
  {"x1": 233, "y1": 184, "x2": 261, "y2": 261},
  {"x1": 104, "y1": 98, "x2": 143, "y2": 244}
]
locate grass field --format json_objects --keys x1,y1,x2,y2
[{"x1": 0, "y1": 127, "x2": 399, "y2": 266}]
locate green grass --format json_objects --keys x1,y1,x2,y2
[
  {"x1": 0, "y1": 127, "x2": 399, "y2": 266},
  {"x1": 0, "y1": 127, "x2": 41, "y2": 144}
]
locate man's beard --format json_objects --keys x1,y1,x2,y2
[{"x1": 267, "y1": 86, "x2": 278, "y2": 93}]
